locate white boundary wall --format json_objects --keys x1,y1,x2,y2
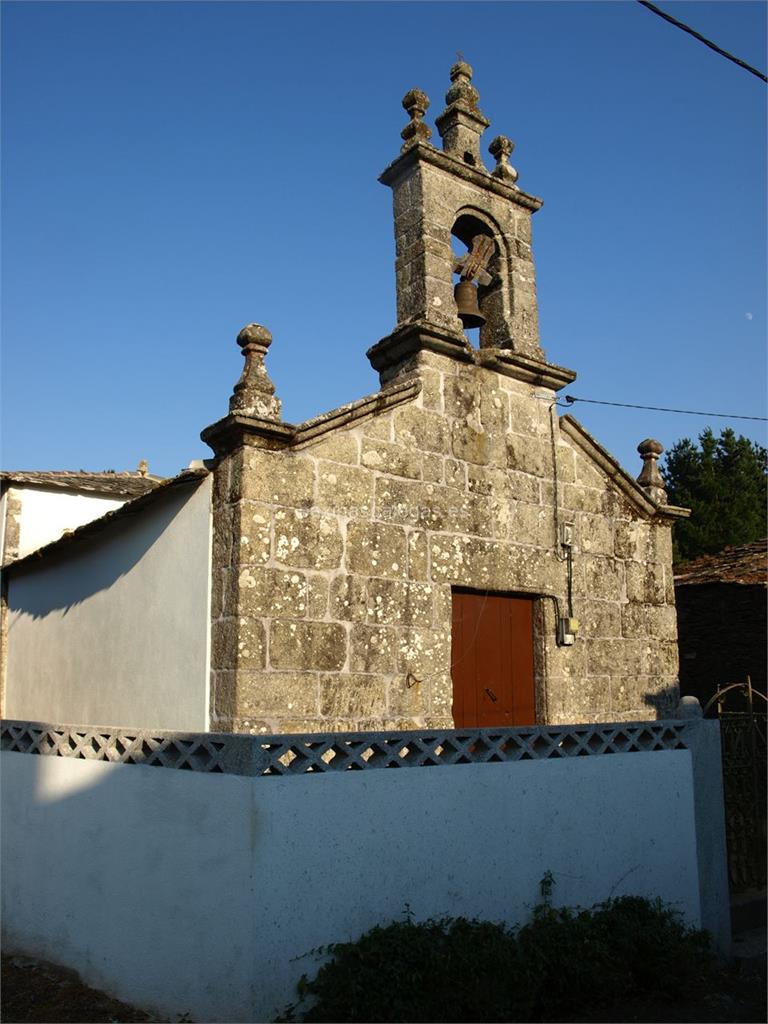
[{"x1": 1, "y1": 717, "x2": 730, "y2": 1024}]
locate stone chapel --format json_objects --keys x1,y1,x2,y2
[{"x1": 200, "y1": 62, "x2": 689, "y2": 735}]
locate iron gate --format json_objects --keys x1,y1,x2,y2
[{"x1": 705, "y1": 679, "x2": 767, "y2": 891}]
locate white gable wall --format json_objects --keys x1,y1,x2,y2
[
  {"x1": 4, "y1": 476, "x2": 212, "y2": 731},
  {"x1": 14, "y1": 488, "x2": 126, "y2": 559}
]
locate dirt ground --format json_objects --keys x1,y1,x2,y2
[
  {"x1": 1, "y1": 956, "x2": 154, "y2": 1023},
  {"x1": 2, "y1": 950, "x2": 766, "y2": 1024}
]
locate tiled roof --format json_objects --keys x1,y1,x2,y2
[
  {"x1": 1, "y1": 470, "x2": 163, "y2": 498},
  {"x1": 674, "y1": 540, "x2": 767, "y2": 586},
  {"x1": 4, "y1": 469, "x2": 209, "y2": 571}
]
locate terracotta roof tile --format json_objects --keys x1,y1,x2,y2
[{"x1": 674, "y1": 540, "x2": 767, "y2": 586}]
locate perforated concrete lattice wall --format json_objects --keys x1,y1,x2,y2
[
  {"x1": 1, "y1": 718, "x2": 692, "y2": 776},
  {"x1": 1, "y1": 713, "x2": 731, "y2": 1022}
]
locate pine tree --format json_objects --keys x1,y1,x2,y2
[{"x1": 662, "y1": 428, "x2": 767, "y2": 562}]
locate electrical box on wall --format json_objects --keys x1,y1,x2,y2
[
  {"x1": 560, "y1": 522, "x2": 575, "y2": 548},
  {"x1": 558, "y1": 617, "x2": 579, "y2": 646}
]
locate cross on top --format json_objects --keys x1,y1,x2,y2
[{"x1": 453, "y1": 234, "x2": 494, "y2": 286}]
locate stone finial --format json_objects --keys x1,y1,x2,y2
[
  {"x1": 445, "y1": 61, "x2": 480, "y2": 110},
  {"x1": 489, "y1": 135, "x2": 519, "y2": 186},
  {"x1": 229, "y1": 323, "x2": 282, "y2": 420},
  {"x1": 636, "y1": 438, "x2": 667, "y2": 504},
  {"x1": 137, "y1": 459, "x2": 149, "y2": 477},
  {"x1": 435, "y1": 61, "x2": 490, "y2": 168},
  {"x1": 400, "y1": 89, "x2": 432, "y2": 151}
]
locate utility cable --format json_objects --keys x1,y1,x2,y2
[
  {"x1": 561, "y1": 395, "x2": 768, "y2": 422},
  {"x1": 547, "y1": 399, "x2": 569, "y2": 563},
  {"x1": 637, "y1": 1, "x2": 768, "y2": 83}
]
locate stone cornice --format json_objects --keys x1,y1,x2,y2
[
  {"x1": 200, "y1": 414, "x2": 294, "y2": 455},
  {"x1": 368, "y1": 323, "x2": 577, "y2": 392},
  {"x1": 559, "y1": 415, "x2": 690, "y2": 521},
  {"x1": 478, "y1": 348, "x2": 577, "y2": 391},
  {"x1": 367, "y1": 321, "x2": 474, "y2": 375},
  {"x1": 435, "y1": 105, "x2": 490, "y2": 134},
  {"x1": 201, "y1": 378, "x2": 422, "y2": 457},
  {"x1": 378, "y1": 143, "x2": 543, "y2": 212},
  {"x1": 293, "y1": 378, "x2": 422, "y2": 447}
]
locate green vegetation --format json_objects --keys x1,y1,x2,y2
[
  {"x1": 279, "y1": 894, "x2": 713, "y2": 1023},
  {"x1": 661, "y1": 428, "x2": 767, "y2": 562}
]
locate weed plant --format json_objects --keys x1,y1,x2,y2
[{"x1": 278, "y1": 894, "x2": 712, "y2": 1023}]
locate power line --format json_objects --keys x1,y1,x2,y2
[
  {"x1": 637, "y1": 1, "x2": 768, "y2": 83},
  {"x1": 562, "y1": 395, "x2": 768, "y2": 422}
]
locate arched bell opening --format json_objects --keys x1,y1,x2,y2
[{"x1": 450, "y1": 212, "x2": 507, "y2": 349}]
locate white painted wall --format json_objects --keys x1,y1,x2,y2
[
  {"x1": 15, "y1": 488, "x2": 126, "y2": 558},
  {"x1": 1, "y1": 747, "x2": 703, "y2": 1023},
  {"x1": 4, "y1": 477, "x2": 211, "y2": 730}
]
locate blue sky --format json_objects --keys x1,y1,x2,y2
[{"x1": 2, "y1": 1, "x2": 766, "y2": 479}]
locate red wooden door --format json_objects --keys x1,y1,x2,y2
[{"x1": 451, "y1": 591, "x2": 536, "y2": 728}]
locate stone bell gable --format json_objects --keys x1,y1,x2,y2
[
  {"x1": 368, "y1": 61, "x2": 573, "y2": 390},
  {"x1": 202, "y1": 64, "x2": 688, "y2": 735}
]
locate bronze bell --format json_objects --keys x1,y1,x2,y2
[{"x1": 454, "y1": 280, "x2": 486, "y2": 329}]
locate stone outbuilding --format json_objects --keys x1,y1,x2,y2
[{"x1": 200, "y1": 63, "x2": 689, "y2": 735}]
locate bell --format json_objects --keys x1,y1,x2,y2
[{"x1": 454, "y1": 280, "x2": 486, "y2": 329}]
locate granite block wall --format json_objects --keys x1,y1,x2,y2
[{"x1": 209, "y1": 352, "x2": 680, "y2": 734}]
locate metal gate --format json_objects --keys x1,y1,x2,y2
[{"x1": 704, "y1": 679, "x2": 767, "y2": 892}]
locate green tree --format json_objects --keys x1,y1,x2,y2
[{"x1": 661, "y1": 428, "x2": 767, "y2": 563}]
